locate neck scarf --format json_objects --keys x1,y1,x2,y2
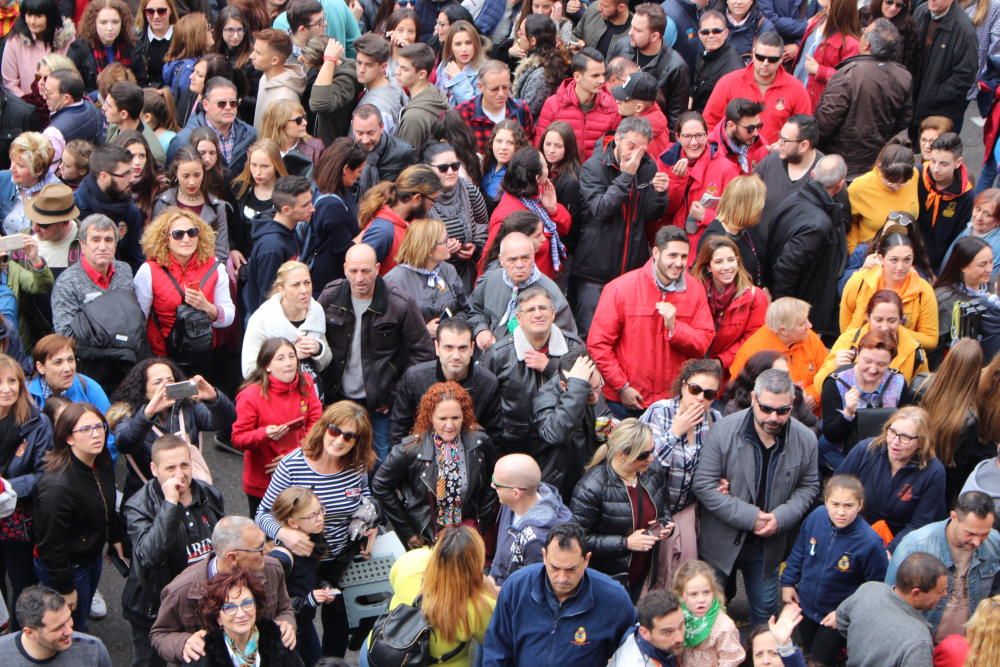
[
  {"x1": 500, "y1": 265, "x2": 542, "y2": 333},
  {"x1": 517, "y1": 196, "x2": 567, "y2": 273},
  {"x1": 721, "y1": 128, "x2": 752, "y2": 173},
  {"x1": 683, "y1": 598, "x2": 720, "y2": 647},
  {"x1": 706, "y1": 280, "x2": 738, "y2": 326},
  {"x1": 430, "y1": 180, "x2": 473, "y2": 243},
  {"x1": 401, "y1": 263, "x2": 446, "y2": 291},
  {"x1": 92, "y1": 42, "x2": 131, "y2": 72},
  {"x1": 223, "y1": 626, "x2": 259, "y2": 667},
  {"x1": 434, "y1": 433, "x2": 464, "y2": 529},
  {"x1": 832, "y1": 367, "x2": 904, "y2": 409},
  {"x1": 634, "y1": 625, "x2": 678, "y2": 665}
]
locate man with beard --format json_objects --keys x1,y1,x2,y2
[
  {"x1": 350, "y1": 104, "x2": 417, "y2": 199},
  {"x1": 0, "y1": 586, "x2": 112, "y2": 665},
  {"x1": 609, "y1": 590, "x2": 687, "y2": 666},
  {"x1": 754, "y1": 114, "x2": 823, "y2": 238},
  {"x1": 707, "y1": 98, "x2": 770, "y2": 175},
  {"x1": 692, "y1": 368, "x2": 819, "y2": 625},
  {"x1": 73, "y1": 145, "x2": 145, "y2": 271}
]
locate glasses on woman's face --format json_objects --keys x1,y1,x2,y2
[
  {"x1": 327, "y1": 423, "x2": 358, "y2": 443},
  {"x1": 884, "y1": 0, "x2": 906, "y2": 7},
  {"x1": 887, "y1": 425, "x2": 918, "y2": 445},
  {"x1": 169, "y1": 227, "x2": 199, "y2": 240},
  {"x1": 223, "y1": 27, "x2": 245, "y2": 36},
  {"x1": 145, "y1": 7, "x2": 168, "y2": 16},
  {"x1": 431, "y1": 161, "x2": 462, "y2": 174},
  {"x1": 684, "y1": 381, "x2": 718, "y2": 401},
  {"x1": 73, "y1": 422, "x2": 109, "y2": 437},
  {"x1": 289, "y1": 115, "x2": 308, "y2": 125},
  {"x1": 635, "y1": 448, "x2": 655, "y2": 462},
  {"x1": 220, "y1": 598, "x2": 256, "y2": 616},
  {"x1": 296, "y1": 508, "x2": 323, "y2": 521}
]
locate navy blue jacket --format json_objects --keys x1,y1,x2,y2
[
  {"x1": 481, "y1": 563, "x2": 637, "y2": 667},
  {"x1": 660, "y1": 0, "x2": 701, "y2": 72},
  {"x1": 780, "y1": 505, "x2": 888, "y2": 623},
  {"x1": 48, "y1": 100, "x2": 103, "y2": 145},
  {"x1": 0, "y1": 410, "x2": 52, "y2": 501},
  {"x1": 756, "y1": 0, "x2": 817, "y2": 41},
  {"x1": 244, "y1": 218, "x2": 299, "y2": 316},
  {"x1": 836, "y1": 439, "x2": 948, "y2": 553},
  {"x1": 74, "y1": 174, "x2": 146, "y2": 272},
  {"x1": 167, "y1": 113, "x2": 258, "y2": 182}
]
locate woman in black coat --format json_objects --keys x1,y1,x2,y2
[
  {"x1": 66, "y1": 0, "x2": 145, "y2": 93},
  {"x1": 372, "y1": 382, "x2": 497, "y2": 548},
  {"x1": 570, "y1": 418, "x2": 673, "y2": 602}
]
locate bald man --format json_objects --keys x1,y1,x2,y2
[
  {"x1": 318, "y1": 242, "x2": 435, "y2": 461},
  {"x1": 489, "y1": 454, "x2": 573, "y2": 587},
  {"x1": 468, "y1": 232, "x2": 577, "y2": 351}
]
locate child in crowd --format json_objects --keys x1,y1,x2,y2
[
  {"x1": 673, "y1": 559, "x2": 745, "y2": 667},
  {"x1": 780, "y1": 475, "x2": 889, "y2": 666}
]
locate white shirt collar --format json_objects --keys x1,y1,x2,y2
[{"x1": 147, "y1": 25, "x2": 174, "y2": 42}]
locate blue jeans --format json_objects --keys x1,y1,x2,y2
[
  {"x1": 296, "y1": 613, "x2": 322, "y2": 667},
  {"x1": 817, "y1": 435, "x2": 846, "y2": 476},
  {"x1": 359, "y1": 642, "x2": 370, "y2": 667},
  {"x1": 607, "y1": 400, "x2": 643, "y2": 420},
  {"x1": 371, "y1": 410, "x2": 391, "y2": 463},
  {"x1": 34, "y1": 555, "x2": 102, "y2": 633},
  {"x1": 0, "y1": 541, "x2": 38, "y2": 630},
  {"x1": 715, "y1": 540, "x2": 779, "y2": 625},
  {"x1": 978, "y1": 153, "x2": 998, "y2": 194}
]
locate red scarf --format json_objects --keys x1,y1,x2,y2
[
  {"x1": 92, "y1": 42, "x2": 132, "y2": 73},
  {"x1": 706, "y1": 280, "x2": 738, "y2": 327}
]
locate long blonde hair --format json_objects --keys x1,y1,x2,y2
[
  {"x1": 586, "y1": 418, "x2": 652, "y2": 470},
  {"x1": 231, "y1": 139, "x2": 287, "y2": 198},
  {"x1": 260, "y1": 100, "x2": 313, "y2": 149},
  {"x1": 420, "y1": 526, "x2": 494, "y2": 644},
  {"x1": 965, "y1": 595, "x2": 1000, "y2": 666}
]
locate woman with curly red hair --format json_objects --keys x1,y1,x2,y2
[
  {"x1": 66, "y1": 0, "x2": 144, "y2": 93},
  {"x1": 372, "y1": 381, "x2": 497, "y2": 548}
]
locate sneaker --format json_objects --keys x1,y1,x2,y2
[{"x1": 89, "y1": 590, "x2": 107, "y2": 619}]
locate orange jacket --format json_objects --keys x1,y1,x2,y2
[{"x1": 729, "y1": 326, "x2": 828, "y2": 405}]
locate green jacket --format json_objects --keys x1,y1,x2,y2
[{"x1": 7, "y1": 256, "x2": 55, "y2": 350}]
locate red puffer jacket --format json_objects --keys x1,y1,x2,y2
[
  {"x1": 534, "y1": 79, "x2": 621, "y2": 161},
  {"x1": 705, "y1": 284, "x2": 769, "y2": 371},
  {"x1": 231, "y1": 374, "x2": 322, "y2": 498},
  {"x1": 587, "y1": 263, "x2": 715, "y2": 409},
  {"x1": 794, "y1": 16, "x2": 860, "y2": 108},
  {"x1": 641, "y1": 104, "x2": 673, "y2": 161}
]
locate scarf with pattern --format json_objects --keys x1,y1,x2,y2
[
  {"x1": 500, "y1": 265, "x2": 542, "y2": 333},
  {"x1": 517, "y1": 196, "x2": 567, "y2": 273}
]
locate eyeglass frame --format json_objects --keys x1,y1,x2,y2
[{"x1": 220, "y1": 598, "x2": 257, "y2": 616}]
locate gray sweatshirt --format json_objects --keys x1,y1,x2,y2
[{"x1": 836, "y1": 581, "x2": 933, "y2": 667}]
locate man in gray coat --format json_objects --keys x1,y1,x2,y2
[{"x1": 691, "y1": 368, "x2": 819, "y2": 625}]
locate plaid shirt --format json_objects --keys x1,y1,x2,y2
[
  {"x1": 455, "y1": 95, "x2": 535, "y2": 155},
  {"x1": 206, "y1": 118, "x2": 235, "y2": 165},
  {"x1": 640, "y1": 397, "x2": 720, "y2": 514}
]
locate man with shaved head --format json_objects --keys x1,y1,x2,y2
[
  {"x1": 318, "y1": 243, "x2": 435, "y2": 461},
  {"x1": 489, "y1": 454, "x2": 573, "y2": 587},
  {"x1": 468, "y1": 232, "x2": 577, "y2": 352}
]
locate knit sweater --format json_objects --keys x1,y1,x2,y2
[{"x1": 50, "y1": 260, "x2": 135, "y2": 337}]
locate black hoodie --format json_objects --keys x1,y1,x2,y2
[{"x1": 244, "y1": 218, "x2": 299, "y2": 315}]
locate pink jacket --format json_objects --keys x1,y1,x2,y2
[{"x1": 0, "y1": 19, "x2": 74, "y2": 97}]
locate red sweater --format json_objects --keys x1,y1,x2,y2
[
  {"x1": 144, "y1": 256, "x2": 220, "y2": 358},
  {"x1": 588, "y1": 263, "x2": 715, "y2": 409},
  {"x1": 702, "y1": 63, "x2": 813, "y2": 146},
  {"x1": 483, "y1": 193, "x2": 572, "y2": 279},
  {"x1": 231, "y1": 374, "x2": 322, "y2": 497}
]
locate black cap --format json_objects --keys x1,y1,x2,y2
[{"x1": 611, "y1": 72, "x2": 658, "y2": 102}]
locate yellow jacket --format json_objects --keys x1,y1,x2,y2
[
  {"x1": 839, "y1": 266, "x2": 938, "y2": 350},
  {"x1": 814, "y1": 323, "x2": 929, "y2": 395},
  {"x1": 846, "y1": 168, "x2": 920, "y2": 252},
  {"x1": 730, "y1": 326, "x2": 828, "y2": 405}
]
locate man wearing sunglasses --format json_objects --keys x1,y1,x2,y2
[
  {"x1": 394, "y1": 43, "x2": 449, "y2": 153},
  {"x1": 690, "y1": 10, "x2": 743, "y2": 113},
  {"x1": 692, "y1": 368, "x2": 819, "y2": 626},
  {"x1": 703, "y1": 31, "x2": 812, "y2": 146},
  {"x1": 707, "y1": 97, "x2": 769, "y2": 174}
]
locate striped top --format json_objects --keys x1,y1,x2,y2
[{"x1": 256, "y1": 448, "x2": 370, "y2": 560}]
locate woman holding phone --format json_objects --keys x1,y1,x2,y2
[{"x1": 232, "y1": 338, "x2": 322, "y2": 516}]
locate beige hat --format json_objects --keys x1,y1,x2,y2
[{"x1": 27, "y1": 183, "x2": 80, "y2": 225}]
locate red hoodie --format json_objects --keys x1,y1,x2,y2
[{"x1": 231, "y1": 374, "x2": 322, "y2": 497}]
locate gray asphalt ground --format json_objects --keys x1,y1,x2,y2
[{"x1": 15, "y1": 104, "x2": 989, "y2": 667}]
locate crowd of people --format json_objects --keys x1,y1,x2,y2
[{"x1": 0, "y1": 0, "x2": 996, "y2": 665}]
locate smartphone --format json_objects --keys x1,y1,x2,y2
[
  {"x1": 284, "y1": 416, "x2": 306, "y2": 430},
  {"x1": 0, "y1": 235, "x2": 25, "y2": 252},
  {"x1": 165, "y1": 381, "x2": 198, "y2": 401},
  {"x1": 645, "y1": 519, "x2": 672, "y2": 536},
  {"x1": 700, "y1": 193, "x2": 721, "y2": 208}
]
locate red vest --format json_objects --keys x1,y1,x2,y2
[{"x1": 146, "y1": 256, "x2": 220, "y2": 358}]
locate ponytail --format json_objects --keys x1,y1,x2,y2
[{"x1": 358, "y1": 181, "x2": 398, "y2": 229}]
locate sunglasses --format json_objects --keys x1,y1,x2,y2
[
  {"x1": 739, "y1": 123, "x2": 764, "y2": 134},
  {"x1": 145, "y1": 7, "x2": 168, "y2": 16},
  {"x1": 290, "y1": 115, "x2": 308, "y2": 125},
  {"x1": 635, "y1": 448, "x2": 655, "y2": 462},
  {"x1": 753, "y1": 52, "x2": 781, "y2": 64},
  {"x1": 327, "y1": 423, "x2": 358, "y2": 443},
  {"x1": 491, "y1": 474, "x2": 525, "y2": 490},
  {"x1": 699, "y1": 27, "x2": 725, "y2": 35},
  {"x1": 431, "y1": 161, "x2": 462, "y2": 174},
  {"x1": 757, "y1": 401, "x2": 793, "y2": 416},
  {"x1": 684, "y1": 381, "x2": 718, "y2": 401},
  {"x1": 212, "y1": 99, "x2": 240, "y2": 109},
  {"x1": 169, "y1": 227, "x2": 199, "y2": 240},
  {"x1": 885, "y1": 0, "x2": 906, "y2": 6}
]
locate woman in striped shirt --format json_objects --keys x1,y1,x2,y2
[{"x1": 256, "y1": 400, "x2": 378, "y2": 658}]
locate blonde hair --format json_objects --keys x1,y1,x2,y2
[
  {"x1": 965, "y1": 596, "x2": 1000, "y2": 666},
  {"x1": 37, "y1": 53, "x2": 77, "y2": 75},
  {"x1": 586, "y1": 418, "x2": 652, "y2": 469},
  {"x1": 765, "y1": 297, "x2": 810, "y2": 331},
  {"x1": 9, "y1": 132, "x2": 54, "y2": 178},
  {"x1": 270, "y1": 486, "x2": 321, "y2": 526},
  {"x1": 395, "y1": 219, "x2": 445, "y2": 267},
  {"x1": 260, "y1": 100, "x2": 312, "y2": 147},
  {"x1": 268, "y1": 260, "x2": 311, "y2": 298},
  {"x1": 231, "y1": 139, "x2": 288, "y2": 198},
  {"x1": 140, "y1": 207, "x2": 217, "y2": 267},
  {"x1": 442, "y1": 21, "x2": 484, "y2": 70},
  {"x1": 421, "y1": 526, "x2": 494, "y2": 644},
  {"x1": 673, "y1": 560, "x2": 725, "y2": 604},
  {"x1": 866, "y1": 406, "x2": 936, "y2": 469},
  {"x1": 715, "y1": 174, "x2": 765, "y2": 231}
]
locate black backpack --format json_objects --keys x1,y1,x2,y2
[
  {"x1": 153, "y1": 261, "x2": 219, "y2": 366},
  {"x1": 367, "y1": 595, "x2": 467, "y2": 667}
]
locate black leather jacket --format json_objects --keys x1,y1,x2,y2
[
  {"x1": 371, "y1": 430, "x2": 498, "y2": 544},
  {"x1": 605, "y1": 39, "x2": 691, "y2": 131},
  {"x1": 0, "y1": 88, "x2": 41, "y2": 170},
  {"x1": 570, "y1": 460, "x2": 671, "y2": 586}
]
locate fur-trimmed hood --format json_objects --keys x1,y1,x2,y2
[{"x1": 16, "y1": 16, "x2": 75, "y2": 50}]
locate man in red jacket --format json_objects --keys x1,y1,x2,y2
[
  {"x1": 534, "y1": 48, "x2": 622, "y2": 161},
  {"x1": 702, "y1": 31, "x2": 812, "y2": 146},
  {"x1": 587, "y1": 226, "x2": 715, "y2": 417},
  {"x1": 707, "y1": 98, "x2": 771, "y2": 174}
]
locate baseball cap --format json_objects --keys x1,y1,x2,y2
[{"x1": 611, "y1": 72, "x2": 658, "y2": 103}]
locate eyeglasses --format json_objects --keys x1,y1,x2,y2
[
  {"x1": 753, "y1": 52, "x2": 781, "y2": 64},
  {"x1": 73, "y1": 422, "x2": 109, "y2": 437},
  {"x1": 231, "y1": 541, "x2": 266, "y2": 555},
  {"x1": 212, "y1": 99, "x2": 240, "y2": 109},
  {"x1": 296, "y1": 508, "x2": 324, "y2": 521},
  {"x1": 145, "y1": 7, "x2": 168, "y2": 16},
  {"x1": 887, "y1": 425, "x2": 918, "y2": 444},
  {"x1": 635, "y1": 448, "x2": 655, "y2": 462},
  {"x1": 109, "y1": 170, "x2": 131, "y2": 179},
  {"x1": 170, "y1": 227, "x2": 199, "y2": 240},
  {"x1": 223, "y1": 27, "x2": 245, "y2": 36},
  {"x1": 308, "y1": 17, "x2": 328, "y2": 28},
  {"x1": 290, "y1": 115, "x2": 308, "y2": 125},
  {"x1": 777, "y1": 135, "x2": 803, "y2": 144},
  {"x1": 220, "y1": 598, "x2": 256, "y2": 616},
  {"x1": 884, "y1": 0, "x2": 906, "y2": 6},
  {"x1": 684, "y1": 381, "x2": 718, "y2": 401},
  {"x1": 757, "y1": 401, "x2": 793, "y2": 416},
  {"x1": 739, "y1": 123, "x2": 764, "y2": 134},
  {"x1": 491, "y1": 475, "x2": 525, "y2": 490},
  {"x1": 679, "y1": 132, "x2": 707, "y2": 142},
  {"x1": 327, "y1": 423, "x2": 359, "y2": 443},
  {"x1": 431, "y1": 161, "x2": 462, "y2": 173},
  {"x1": 699, "y1": 27, "x2": 725, "y2": 35}
]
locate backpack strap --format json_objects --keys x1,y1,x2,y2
[{"x1": 410, "y1": 595, "x2": 468, "y2": 664}]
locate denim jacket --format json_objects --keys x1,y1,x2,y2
[{"x1": 885, "y1": 519, "x2": 1000, "y2": 631}]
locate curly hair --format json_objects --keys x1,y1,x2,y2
[
  {"x1": 108, "y1": 357, "x2": 186, "y2": 420},
  {"x1": 300, "y1": 401, "x2": 376, "y2": 471},
  {"x1": 9, "y1": 132, "x2": 54, "y2": 178},
  {"x1": 410, "y1": 381, "x2": 480, "y2": 438},
  {"x1": 197, "y1": 567, "x2": 268, "y2": 630},
  {"x1": 482, "y1": 118, "x2": 529, "y2": 174},
  {"x1": 966, "y1": 595, "x2": 1000, "y2": 666},
  {"x1": 78, "y1": 0, "x2": 134, "y2": 49},
  {"x1": 140, "y1": 207, "x2": 216, "y2": 267}
]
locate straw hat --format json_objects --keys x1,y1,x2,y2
[{"x1": 26, "y1": 183, "x2": 80, "y2": 225}]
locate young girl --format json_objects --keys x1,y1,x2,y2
[
  {"x1": 480, "y1": 119, "x2": 529, "y2": 214},
  {"x1": 435, "y1": 20, "x2": 482, "y2": 106},
  {"x1": 779, "y1": 474, "x2": 889, "y2": 666},
  {"x1": 385, "y1": 8, "x2": 418, "y2": 84},
  {"x1": 141, "y1": 87, "x2": 180, "y2": 155},
  {"x1": 268, "y1": 486, "x2": 337, "y2": 667},
  {"x1": 673, "y1": 560, "x2": 745, "y2": 667}
]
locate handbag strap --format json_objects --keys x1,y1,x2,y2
[{"x1": 154, "y1": 260, "x2": 222, "y2": 300}]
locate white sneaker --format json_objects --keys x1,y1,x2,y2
[{"x1": 89, "y1": 590, "x2": 107, "y2": 619}]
